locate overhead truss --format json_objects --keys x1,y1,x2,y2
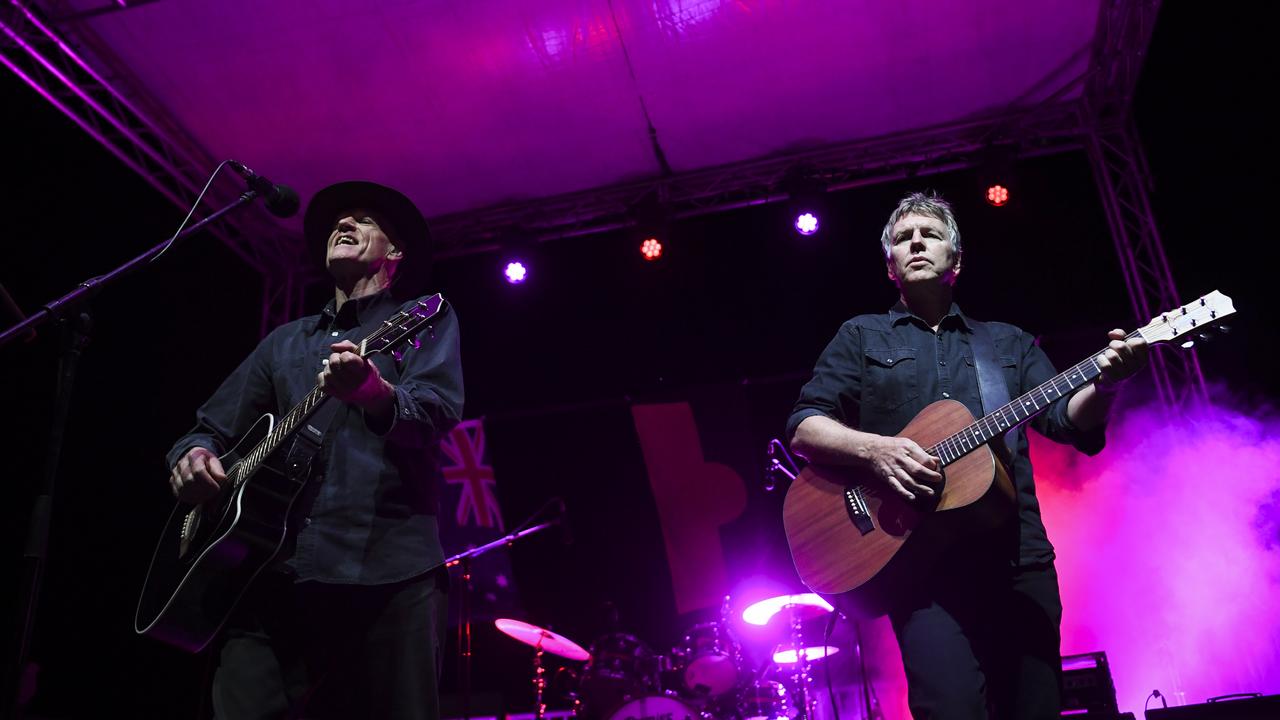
[{"x1": 5, "y1": 0, "x2": 1201, "y2": 408}]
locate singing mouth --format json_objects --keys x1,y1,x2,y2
[{"x1": 333, "y1": 234, "x2": 358, "y2": 247}]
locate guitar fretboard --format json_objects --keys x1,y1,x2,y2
[
  {"x1": 223, "y1": 295, "x2": 445, "y2": 488},
  {"x1": 928, "y1": 330, "x2": 1140, "y2": 466}
]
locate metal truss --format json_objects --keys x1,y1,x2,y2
[
  {"x1": 1, "y1": 0, "x2": 313, "y2": 333},
  {"x1": 1081, "y1": 0, "x2": 1206, "y2": 410},
  {"x1": 6, "y1": 0, "x2": 1197, "y2": 413},
  {"x1": 428, "y1": 103, "x2": 1091, "y2": 257}
]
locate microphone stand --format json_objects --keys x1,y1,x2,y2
[
  {"x1": 430, "y1": 518, "x2": 561, "y2": 720},
  {"x1": 1, "y1": 190, "x2": 264, "y2": 720}
]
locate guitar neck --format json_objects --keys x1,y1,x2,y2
[
  {"x1": 929, "y1": 330, "x2": 1140, "y2": 466},
  {"x1": 228, "y1": 386, "x2": 331, "y2": 487},
  {"x1": 222, "y1": 293, "x2": 449, "y2": 488}
]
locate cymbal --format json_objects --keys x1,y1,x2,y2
[
  {"x1": 741, "y1": 593, "x2": 834, "y2": 626},
  {"x1": 772, "y1": 645, "x2": 840, "y2": 664},
  {"x1": 495, "y1": 618, "x2": 591, "y2": 661}
]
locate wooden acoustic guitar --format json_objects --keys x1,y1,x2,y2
[{"x1": 782, "y1": 291, "x2": 1235, "y2": 616}]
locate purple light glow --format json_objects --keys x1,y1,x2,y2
[
  {"x1": 1037, "y1": 397, "x2": 1280, "y2": 710},
  {"x1": 741, "y1": 593, "x2": 834, "y2": 626},
  {"x1": 851, "y1": 396, "x2": 1280, "y2": 718},
  {"x1": 504, "y1": 261, "x2": 528, "y2": 284},
  {"x1": 772, "y1": 645, "x2": 839, "y2": 664},
  {"x1": 794, "y1": 212, "x2": 819, "y2": 235}
]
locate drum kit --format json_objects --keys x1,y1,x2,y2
[{"x1": 495, "y1": 593, "x2": 838, "y2": 720}]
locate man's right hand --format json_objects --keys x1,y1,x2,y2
[
  {"x1": 860, "y1": 435, "x2": 942, "y2": 502},
  {"x1": 170, "y1": 446, "x2": 226, "y2": 504}
]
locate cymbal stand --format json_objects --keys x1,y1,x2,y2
[
  {"x1": 532, "y1": 637, "x2": 547, "y2": 720},
  {"x1": 788, "y1": 606, "x2": 816, "y2": 720}
]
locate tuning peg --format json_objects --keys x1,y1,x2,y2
[
  {"x1": 409, "y1": 337, "x2": 421, "y2": 350},
  {"x1": 391, "y1": 348, "x2": 405, "y2": 363},
  {"x1": 1180, "y1": 340, "x2": 1195, "y2": 349},
  {"x1": 1217, "y1": 324, "x2": 1231, "y2": 334},
  {"x1": 1197, "y1": 332, "x2": 1214, "y2": 343}
]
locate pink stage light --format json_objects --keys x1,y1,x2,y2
[
  {"x1": 741, "y1": 593, "x2": 834, "y2": 626},
  {"x1": 794, "y1": 212, "x2": 820, "y2": 235},
  {"x1": 504, "y1": 261, "x2": 528, "y2": 284},
  {"x1": 985, "y1": 184, "x2": 1010, "y2": 206},
  {"x1": 640, "y1": 237, "x2": 663, "y2": 261},
  {"x1": 772, "y1": 645, "x2": 839, "y2": 664}
]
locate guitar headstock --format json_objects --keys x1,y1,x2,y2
[
  {"x1": 359, "y1": 293, "x2": 447, "y2": 358},
  {"x1": 1136, "y1": 290, "x2": 1235, "y2": 347}
]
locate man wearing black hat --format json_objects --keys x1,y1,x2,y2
[{"x1": 166, "y1": 181, "x2": 463, "y2": 719}]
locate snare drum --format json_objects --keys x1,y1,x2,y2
[
  {"x1": 673, "y1": 622, "x2": 743, "y2": 697},
  {"x1": 738, "y1": 681, "x2": 790, "y2": 720},
  {"x1": 606, "y1": 694, "x2": 699, "y2": 720}
]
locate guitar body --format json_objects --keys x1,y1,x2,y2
[
  {"x1": 782, "y1": 399, "x2": 1016, "y2": 617},
  {"x1": 135, "y1": 414, "x2": 312, "y2": 652}
]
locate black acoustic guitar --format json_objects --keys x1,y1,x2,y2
[{"x1": 135, "y1": 294, "x2": 447, "y2": 652}]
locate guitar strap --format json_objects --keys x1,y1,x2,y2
[
  {"x1": 285, "y1": 301, "x2": 409, "y2": 481},
  {"x1": 968, "y1": 320, "x2": 1011, "y2": 421}
]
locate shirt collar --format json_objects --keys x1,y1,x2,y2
[
  {"x1": 888, "y1": 300, "x2": 973, "y2": 331},
  {"x1": 311, "y1": 288, "x2": 399, "y2": 333}
]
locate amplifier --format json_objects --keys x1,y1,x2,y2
[
  {"x1": 1145, "y1": 694, "x2": 1280, "y2": 720},
  {"x1": 1062, "y1": 651, "x2": 1119, "y2": 714}
]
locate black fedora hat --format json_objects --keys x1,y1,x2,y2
[{"x1": 303, "y1": 180, "x2": 432, "y2": 298}]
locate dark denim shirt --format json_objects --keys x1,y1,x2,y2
[
  {"x1": 786, "y1": 301, "x2": 1105, "y2": 565},
  {"x1": 166, "y1": 290, "x2": 464, "y2": 584}
]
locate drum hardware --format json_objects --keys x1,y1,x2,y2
[
  {"x1": 740, "y1": 593, "x2": 836, "y2": 720},
  {"x1": 495, "y1": 618, "x2": 591, "y2": 720}
]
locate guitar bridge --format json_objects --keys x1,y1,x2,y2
[{"x1": 844, "y1": 485, "x2": 876, "y2": 535}]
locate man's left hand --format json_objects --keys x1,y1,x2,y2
[
  {"x1": 1096, "y1": 328, "x2": 1149, "y2": 388},
  {"x1": 319, "y1": 340, "x2": 394, "y2": 410}
]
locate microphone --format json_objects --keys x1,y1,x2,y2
[
  {"x1": 555, "y1": 498, "x2": 573, "y2": 546},
  {"x1": 227, "y1": 160, "x2": 300, "y2": 218}
]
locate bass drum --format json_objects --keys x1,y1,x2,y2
[{"x1": 606, "y1": 694, "x2": 700, "y2": 720}]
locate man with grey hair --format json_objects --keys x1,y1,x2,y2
[{"x1": 786, "y1": 191, "x2": 1147, "y2": 718}]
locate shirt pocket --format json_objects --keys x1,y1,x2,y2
[{"x1": 863, "y1": 346, "x2": 920, "y2": 411}]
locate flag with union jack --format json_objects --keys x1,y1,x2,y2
[{"x1": 437, "y1": 418, "x2": 520, "y2": 622}]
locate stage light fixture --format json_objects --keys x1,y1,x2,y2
[
  {"x1": 782, "y1": 166, "x2": 826, "y2": 236},
  {"x1": 496, "y1": 225, "x2": 537, "y2": 286},
  {"x1": 640, "y1": 237, "x2": 663, "y2": 261},
  {"x1": 503, "y1": 260, "x2": 528, "y2": 284},
  {"x1": 631, "y1": 189, "x2": 670, "y2": 261},
  {"x1": 986, "y1": 184, "x2": 1010, "y2": 207},
  {"x1": 794, "y1": 212, "x2": 820, "y2": 235},
  {"x1": 979, "y1": 144, "x2": 1018, "y2": 207}
]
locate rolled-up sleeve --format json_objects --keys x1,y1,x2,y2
[
  {"x1": 786, "y1": 320, "x2": 864, "y2": 442},
  {"x1": 1021, "y1": 331, "x2": 1106, "y2": 456},
  {"x1": 373, "y1": 304, "x2": 464, "y2": 449}
]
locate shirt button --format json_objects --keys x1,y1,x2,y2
[
  {"x1": 331, "y1": 331, "x2": 339, "y2": 337},
  {"x1": 303, "y1": 517, "x2": 312, "y2": 527},
  {"x1": 942, "y1": 392, "x2": 951, "y2": 398},
  {"x1": 939, "y1": 360, "x2": 946, "y2": 366}
]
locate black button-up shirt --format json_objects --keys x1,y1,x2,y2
[
  {"x1": 167, "y1": 290, "x2": 464, "y2": 584},
  {"x1": 786, "y1": 301, "x2": 1104, "y2": 565}
]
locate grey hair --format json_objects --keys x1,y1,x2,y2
[{"x1": 878, "y1": 191, "x2": 962, "y2": 261}]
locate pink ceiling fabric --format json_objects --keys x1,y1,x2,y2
[{"x1": 66, "y1": 0, "x2": 1098, "y2": 218}]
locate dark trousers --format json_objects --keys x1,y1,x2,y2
[
  {"x1": 211, "y1": 569, "x2": 448, "y2": 720},
  {"x1": 889, "y1": 560, "x2": 1062, "y2": 720}
]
